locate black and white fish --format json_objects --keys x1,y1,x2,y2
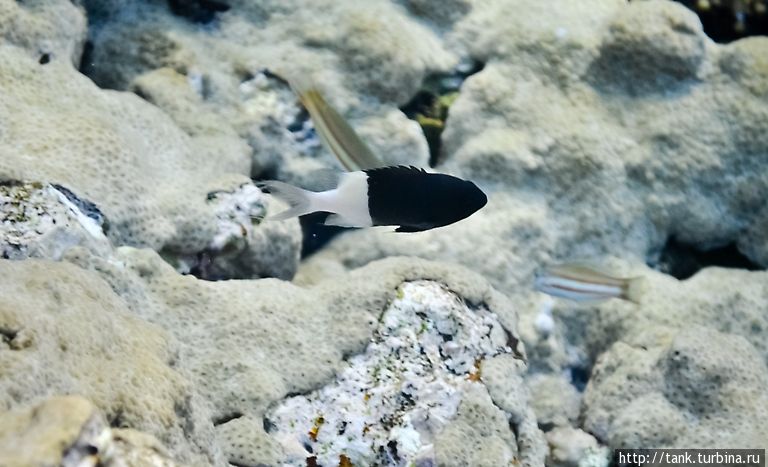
[
  {"x1": 534, "y1": 263, "x2": 645, "y2": 304},
  {"x1": 259, "y1": 166, "x2": 487, "y2": 232}
]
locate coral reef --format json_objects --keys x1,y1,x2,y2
[
  {"x1": 63, "y1": 247, "x2": 542, "y2": 465},
  {"x1": 0, "y1": 0, "x2": 766, "y2": 464}
]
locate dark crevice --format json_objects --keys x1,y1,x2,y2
[
  {"x1": 0, "y1": 327, "x2": 18, "y2": 344},
  {"x1": 400, "y1": 61, "x2": 484, "y2": 167},
  {"x1": 38, "y1": 53, "x2": 51, "y2": 65},
  {"x1": 263, "y1": 416, "x2": 276, "y2": 433},
  {"x1": 78, "y1": 41, "x2": 95, "y2": 76},
  {"x1": 673, "y1": 0, "x2": 768, "y2": 43},
  {"x1": 109, "y1": 408, "x2": 126, "y2": 428},
  {"x1": 569, "y1": 366, "x2": 591, "y2": 392},
  {"x1": 213, "y1": 411, "x2": 243, "y2": 426},
  {"x1": 167, "y1": 0, "x2": 230, "y2": 24},
  {"x1": 652, "y1": 237, "x2": 761, "y2": 280}
]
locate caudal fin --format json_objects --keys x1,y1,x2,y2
[
  {"x1": 624, "y1": 276, "x2": 647, "y2": 304},
  {"x1": 258, "y1": 181, "x2": 315, "y2": 220}
]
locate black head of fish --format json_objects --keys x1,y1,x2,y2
[{"x1": 365, "y1": 166, "x2": 487, "y2": 231}]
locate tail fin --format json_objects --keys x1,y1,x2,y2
[
  {"x1": 624, "y1": 276, "x2": 647, "y2": 304},
  {"x1": 258, "y1": 181, "x2": 315, "y2": 220}
]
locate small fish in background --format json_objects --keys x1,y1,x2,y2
[
  {"x1": 534, "y1": 263, "x2": 646, "y2": 304},
  {"x1": 290, "y1": 77, "x2": 384, "y2": 172},
  {"x1": 259, "y1": 165, "x2": 487, "y2": 232}
]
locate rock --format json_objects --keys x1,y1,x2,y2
[
  {"x1": 583, "y1": 326, "x2": 768, "y2": 449},
  {"x1": 0, "y1": 259, "x2": 223, "y2": 465},
  {"x1": 1, "y1": 181, "x2": 112, "y2": 261}
]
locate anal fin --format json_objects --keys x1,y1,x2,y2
[
  {"x1": 395, "y1": 225, "x2": 428, "y2": 233},
  {"x1": 324, "y1": 213, "x2": 359, "y2": 228}
]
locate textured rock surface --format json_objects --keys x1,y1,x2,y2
[
  {"x1": 0, "y1": 259, "x2": 222, "y2": 465},
  {"x1": 545, "y1": 427, "x2": 608, "y2": 467},
  {"x1": 583, "y1": 267, "x2": 768, "y2": 362},
  {"x1": 583, "y1": 326, "x2": 768, "y2": 449},
  {"x1": 0, "y1": 395, "x2": 183, "y2": 467}
]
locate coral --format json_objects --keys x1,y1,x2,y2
[
  {"x1": 0, "y1": 259, "x2": 222, "y2": 465},
  {"x1": 165, "y1": 183, "x2": 301, "y2": 280},
  {"x1": 583, "y1": 326, "x2": 768, "y2": 449},
  {"x1": 66, "y1": 247, "x2": 542, "y2": 466},
  {"x1": 545, "y1": 427, "x2": 609, "y2": 467},
  {"x1": 527, "y1": 374, "x2": 581, "y2": 429},
  {"x1": 0, "y1": 0, "x2": 766, "y2": 464},
  {"x1": 584, "y1": 267, "x2": 768, "y2": 362},
  {"x1": 0, "y1": 45, "x2": 299, "y2": 279},
  {"x1": 0, "y1": 395, "x2": 183, "y2": 467},
  {"x1": 80, "y1": 0, "x2": 447, "y2": 182},
  {"x1": 0, "y1": 0, "x2": 87, "y2": 66},
  {"x1": 0, "y1": 396, "x2": 111, "y2": 467},
  {"x1": 296, "y1": 0, "x2": 768, "y2": 295},
  {"x1": 293, "y1": 4, "x2": 768, "y2": 419}
]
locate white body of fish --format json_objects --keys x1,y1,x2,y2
[{"x1": 260, "y1": 171, "x2": 373, "y2": 228}]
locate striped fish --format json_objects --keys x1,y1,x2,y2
[
  {"x1": 533, "y1": 264, "x2": 645, "y2": 304},
  {"x1": 290, "y1": 77, "x2": 384, "y2": 171}
]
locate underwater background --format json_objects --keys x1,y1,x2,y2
[{"x1": 1, "y1": 0, "x2": 767, "y2": 465}]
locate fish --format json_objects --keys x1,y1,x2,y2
[
  {"x1": 533, "y1": 263, "x2": 645, "y2": 304},
  {"x1": 289, "y1": 77, "x2": 384, "y2": 171},
  {"x1": 258, "y1": 165, "x2": 487, "y2": 232}
]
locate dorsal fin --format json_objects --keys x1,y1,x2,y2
[{"x1": 364, "y1": 165, "x2": 428, "y2": 176}]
